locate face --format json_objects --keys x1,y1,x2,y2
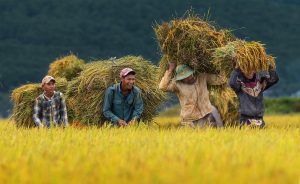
[
  {"x1": 181, "y1": 75, "x2": 196, "y2": 84},
  {"x1": 121, "y1": 74, "x2": 135, "y2": 90},
  {"x1": 42, "y1": 80, "x2": 56, "y2": 94}
]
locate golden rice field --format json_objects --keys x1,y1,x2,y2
[{"x1": 0, "y1": 114, "x2": 300, "y2": 184}]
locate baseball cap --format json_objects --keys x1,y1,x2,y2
[
  {"x1": 119, "y1": 68, "x2": 136, "y2": 78},
  {"x1": 41, "y1": 75, "x2": 56, "y2": 86}
]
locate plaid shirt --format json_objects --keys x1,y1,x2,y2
[{"x1": 33, "y1": 91, "x2": 68, "y2": 128}]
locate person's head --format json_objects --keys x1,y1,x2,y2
[
  {"x1": 175, "y1": 64, "x2": 195, "y2": 84},
  {"x1": 241, "y1": 69, "x2": 255, "y2": 79},
  {"x1": 120, "y1": 68, "x2": 136, "y2": 90},
  {"x1": 41, "y1": 75, "x2": 56, "y2": 94}
]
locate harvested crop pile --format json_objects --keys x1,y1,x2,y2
[{"x1": 67, "y1": 56, "x2": 166, "y2": 125}]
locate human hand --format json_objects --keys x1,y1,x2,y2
[
  {"x1": 168, "y1": 62, "x2": 177, "y2": 72},
  {"x1": 117, "y1": 119, "x2": 127, "y2": 126}
]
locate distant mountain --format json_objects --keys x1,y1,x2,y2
[{"x1": 0, "y1": 0, "x2": 299, "y2": 116}]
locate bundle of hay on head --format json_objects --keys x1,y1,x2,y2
[
  {"x1": 66, "y1": 56, "x2": 167, "y2": 125},
  {"x1": 11, "y1": 78, "x2": 70, "y2": 128},
  {"x1": 48, "y1": 54, "x2": 85, "y2": 81},
  {"x1": 212, "y1": 40, "x2": 276, "y2": 78},
  {"x1": 208, "y1": 85, "x2": 239, "y2": 126},
  {"x1": 154, "y1": 14, "x2": 235, "y2": 75}
]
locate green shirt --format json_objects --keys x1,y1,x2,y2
[{"x1": 103, "y1": 83, "x2": 144, "y2": 124}]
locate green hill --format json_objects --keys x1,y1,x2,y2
[{"x1": 0, "y1": 0, "x2": 300, "y2": 117}]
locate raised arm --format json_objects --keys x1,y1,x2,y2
[
  {"x1": 229, "y1": 69, "x2": 242, "y2": 93},
  {"x1": 264, "y1": 69, "x2": 279, "y2": 91},
  {"x1": 206, "y1": 73, "x2": 227, "y2": 86},
  {"x1": 159, "y1": 62, "x2": 178, "y2": 92}
]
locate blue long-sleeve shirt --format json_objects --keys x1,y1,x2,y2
[{"x1": 103, "y1": 83, "x2": 144, "y2": 124}]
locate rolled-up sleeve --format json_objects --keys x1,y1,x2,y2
[
  {"x1": 159, "y1": 70, "x2": 177, "y2": 92},
  {"x1": 206, "y1": 73, "x2": 226, "y2": 85}
]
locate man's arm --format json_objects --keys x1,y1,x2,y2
[
  {"x1": 59, "y1": 93, "x2": 69, "y2": 127},
  {"x1": 132, "y1": 90, "x2": 144, "y2": 122},
  {"x1": 229, "y1": 69, "x2": 242, "y2": 93},
  {"x1": 33, "y1": 98, "x2": 43, "y2": 127},
  {"x1": 206, "y1": 73, "x2": 226, "y2": 85},
  {"x1": 103, "y1": 88, "x2": 121, "y2": 124},
  {"x1": 159, "y1": 63, "x2": 177, "y2": 92},
  {"x1": 264, "y1": 69, "x2": 279, "y2": 91}
]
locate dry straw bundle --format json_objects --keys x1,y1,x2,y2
[
  {"x1": 208, "y1": 86, "x2": 239, "y2": 126},
  {"x1": 154, "y1": 14, "x2": 235, "y2": 75},
  {"x1": 11, "y1": 78, "x2": 69, "y2": 128},
  {"x1": 48, "y1": 54, "x2": 85, "y2": 81},
  {"x1": 213, "y1": 40, "x2": 276, "y2": 78},
  {"x1": 67, "y1": 56, "x2": 166, "y2": 125},
  {"x1": 155, "y1": 14, "x2": 241, "y2": 125}
]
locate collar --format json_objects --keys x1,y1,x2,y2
[{"x1": 43, "y1": 91, "x2": 56, "y2": 101}]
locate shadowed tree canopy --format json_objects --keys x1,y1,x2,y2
[{"x1": 0, "y1": 0, "x2": 299, "y2": 116}]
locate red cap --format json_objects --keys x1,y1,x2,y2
[{"x1": 119, "y1": 68, "x2": 136, "y2": 78}]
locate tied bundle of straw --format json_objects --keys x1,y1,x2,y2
[
  {"x1": 154, "y1": 15, "x2": 235, "y2": 75},
  {"x1": 208, "y1": 85, "x2": 239, "y2": 126},
  {"x1": 11, "y1": 78, "x2": 69, "y2": 128},
  {"x1": 67, "y1": 56, "x2": 166, "y2": 125},
  {"x1": 48, "y1": 54, "x2": 85, "y2": 81},
  {"x1": 213, "y1": 40, "x2": 276, "y2": 78}
]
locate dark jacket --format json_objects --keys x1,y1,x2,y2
[{"x1": 229, "y1": 69, "x2": 279, "y2": 117}]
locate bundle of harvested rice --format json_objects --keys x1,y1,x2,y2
[
  {"x1": 154, "y1": 14, "x2": 235, "y2": 75},
  {"x1": 208, "y1": 85, "x2": 239, "y2": 126},
  {"x1": 158, "y1": 55, "x2": 173, "y2": 80},
  {"x1": 48, "y1": 54, "x2": 85, "y2": 81},
  {"x1": 11, "y1": 78, "x2": 71, "y2": 128},
  {"x1": 213, "y1": 40, "x2": 276, "y2": 78},
  {"x1": 67, "y1": 56, "x2": 167, "y2": 125}
]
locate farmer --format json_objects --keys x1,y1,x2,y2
[
  {"x1": 103, "y1": 68, "x2": 144, "y2": 126},
  {"x1": 33, "y1": 75, "x2": 68, "y2": 128},
  {"x1": 159, "y1": 63, "x2": 225, "y2": 128},
  {"x1": 229, "y1": 65, "x2": 279, "y2": 128}
]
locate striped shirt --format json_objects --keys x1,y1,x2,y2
[{"x1": 33, "y1": 91, "x2": 68, "y2": 128}]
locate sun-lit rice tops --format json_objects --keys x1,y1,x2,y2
[
  {"x1": 48, "y1": 54, "x2": 85, "y2": 81},
  {"x1": 212, "y1": 40, "x2": 276, "y2": 78},
  {"x1": 154, "y1": 14, "x2": 235, "y2": 75}
]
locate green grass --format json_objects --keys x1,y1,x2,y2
[{"x1": 0, "y1": 114, "x2": 300, "y2": 184}]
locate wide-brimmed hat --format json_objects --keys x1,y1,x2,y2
[{"x1": 174, "y1": 64, "x2": 194, "y2": 81}]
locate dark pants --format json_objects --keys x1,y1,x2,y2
[{"x1": 240, "y1": 114, "x2": 265, "y2": 129}]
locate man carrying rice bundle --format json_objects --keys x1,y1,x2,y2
[
  {"x1": 159, "y1": 62, "x2": 225, "y2": 128},
  {"x1": 103, "y1": 68, "x2": 144, "y2": 126},
  {"x1": 33, "y1": 76, "x2": 69, "y2": 128}
]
